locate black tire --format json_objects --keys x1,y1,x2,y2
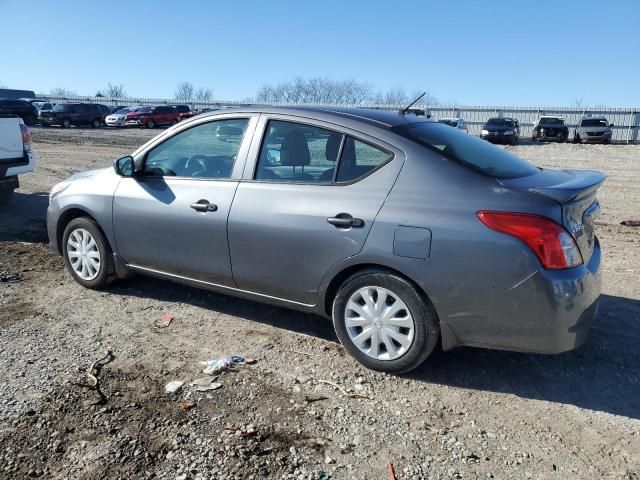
[
  {"x1": 147, "y1": 119, "x2": 155, "y2": 129},
  {"x1": 332, "y1": 270, "x2": 439, "y2": 374},
  {"x1": 62, "y1": 119, "x2": 71, "y2": 129},
  {"x1": 510, "y1": 135, "x2": 518, "y2": 145},
  {"x1": 0, "y1": 187, "x2": 14, "y2": 206},
  {"x1": 574, "y1": 133, "x2": 581, "y2": 144},
  {"x1": 603, "y1": 139, "x2": 611, "y2": 145},
  {"x1": 25, "y1": 115, "x2": 37, "y2": 126},
  {"x1": 91, "y1": 118, "x2": 101, "y2": 128},
  {"x1": 62, "y1": 217, "x2": 115, "y2": 289}
]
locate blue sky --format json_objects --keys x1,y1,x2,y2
[{"x1": 2, "y1": 0, "x2": 639, "y2": 106}]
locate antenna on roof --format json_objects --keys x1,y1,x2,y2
[{"x1": 399, "y1": 92, "x2": 427, "y2": 115}]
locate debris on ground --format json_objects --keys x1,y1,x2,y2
[
  {"x1": 200, "y1": 354, "x2": 255, "y2": 374},
  {"x1": 389, "y1": 461, "x2": 397, "y2": 480},
  {"x1": 318, "y1": 379, "x2": 369, "y2": 399},
  {"x1": 76, "y1": 349, "x2": 114, "y2": 405},
  {"x1": 178, "y1": 401, "x2": 194, "y2": 412},
  {"x1": 194, "y1": 382, "x2": 222, "y2": 392},
  {"x1": 621, "y1": 219, "x2": 640, "y2": 227},
  {"x1": 164, "y1": 380, "x2": 184, "y2": 394},
  {"x1": 154, "y1": 314, "x2": 174, "y2": 328},
  {"x1": 0, "y1": 271, "x2": 23, "y2": 283}
]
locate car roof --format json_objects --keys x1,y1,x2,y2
[
  {"x1": 438, "y1": 117, "x2": 461, "y2": 121},
  {"x1": 196, "y1": 105, "x2": 434, "y2": 129},
  {"x1": 580, "y1": 115, "x2": 607, "y2": 119}
]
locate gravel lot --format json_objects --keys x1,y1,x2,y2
[{"x1": 1, "y1": 126, "x2": 639, "y2": 480}]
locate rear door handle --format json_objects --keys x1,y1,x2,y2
[
  {"x1": 190, "y1": 200, "x2": 218, "y2": 212},
  {"x1": 327, "y1": 213, "x2": 364, "y2": 228}
]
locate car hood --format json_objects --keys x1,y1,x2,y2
[
  {"x1": 69, "y1": 167, "x2": 113, "y2": 182},
  {"x1": 107, "y1": 113, "x2": 127, "y2": 120}
]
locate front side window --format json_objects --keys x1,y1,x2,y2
[
  {"x1": 255, "y1": 120, "x2": 342, "y2": 183},
  {"x1": 143, "y1": 118, "x2": 248, "y2": 179}
]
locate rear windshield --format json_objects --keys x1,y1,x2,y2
[
  {"x1": 580, "y1": 118, "x2": 608, "y2": 127},
  {"x1": 539, "y1": 117, "x2": 564, "y2": 125},
  {"x1": 486, "y1": 118, "x2": 514, "y2": 127},
  {"x1": 394, "y1": 122, "x2": 539, "y2": 179}
]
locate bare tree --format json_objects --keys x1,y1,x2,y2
[
  {"x1": 175, "y1": 82, "x2": 195, "y2": 102},
  {"x1": 49, "y1": 87, "x2": 78, "y2": 97},
  {"x1": 106, "y1": 83, "x2": 127, "y2": 97},
  {"x1": 572, "y1": 97, "x2": 585, "y2": 108},
  {"x1": 256, "y1": 77, "x2": 372, "y2": 105},
  {"x1": 0, "y1": 81, "x2": 7, "y2": 89},
  {"x1": 194, "y1": 87, "x2": 214, "y2": 103}
]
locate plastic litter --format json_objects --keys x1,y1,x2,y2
[
  {"x1": 154, "y1": 315, "x2": 174, "y2": 328},
  {"x1": 179, "y1": 402, "x2": 194, "y2": 412},
  {"x1": 195, "y1": 382, "x2": 222, "y2": 392},
  {"x1": 201, "y1": 355, "x2": 248, "y2": 375},
  {"x1": 621, "y1": 220, "x2": 640, "y2": 227},
  {"x1": 165, "y1": 380, "x2": 184, "y2": 394}
]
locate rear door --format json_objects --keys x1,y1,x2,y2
[{"x1": 227, "y1": 116, "x2": 404, "y2": 305}]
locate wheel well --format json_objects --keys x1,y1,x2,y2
[
  {"x1": 323, "y1": 263, "x2": 435, "y2": 318},
  {"x1": 55, "y1": 208, "x2": 98, "y2": 254}
]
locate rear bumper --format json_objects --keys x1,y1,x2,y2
[{"x1": 440, "y1": 238, "x2": 602, "y2": 354}]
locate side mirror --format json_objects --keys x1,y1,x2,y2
[
  {"x1": 609, "y1": 123, "x2": 614, "y2": 128},
  {"x1": 113, "y1": 155, "x2": 135, "y2": 177}
]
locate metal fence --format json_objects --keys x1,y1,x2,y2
[{"x1": 40, "y1": 94, "x2": 640, "y2": 143}]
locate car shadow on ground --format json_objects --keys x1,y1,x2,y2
[
  {"x1": 113, "y1": 274, "x2": 640, "y2": 420},
  {"x1": 0, "y1": 192, "x2": 49, "y2": 242}
]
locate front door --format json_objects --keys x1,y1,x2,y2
[
  {"x1": 228, "y1": 118, "x2": 403, "y2": 305},
  {"x1": 113, "y1": 116, "x2": 255, "y2": 285}
]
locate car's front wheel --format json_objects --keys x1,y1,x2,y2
[
  {"x1": 62, "y1": 217, "x2": 115, "y2": 289},
  {"x1": 62, "y1": 119, "x2": 71, "y2": 129},
  {"x1": 332, "y1": 270, "x2": 439, "y2": 374},
  {"x1": 147, "y1": 119, "x2": 156, "y2": 129},
  {"x1": 92, "y1": 119, "x2": 101, "y2": 128}
]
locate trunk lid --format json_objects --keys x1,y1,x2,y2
[{"x1": 499, "y1": 168, "x2": 606, "y2": 263}]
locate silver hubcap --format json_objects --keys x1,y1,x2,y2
[
  {"x1": 344, "y1": 286, "x2": 415, "y2": 361},
  {"x1": 66, "y1": 229, "x2": 101, "y2": 281}
]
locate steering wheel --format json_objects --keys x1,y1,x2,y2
[{"x1": 184, "y1": 155, "x2": 209, "y2": 177}]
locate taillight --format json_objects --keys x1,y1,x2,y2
[
  {"x1": 477, "y1": 211, "x2": 582, "y2": 270},
  {"x1": 20, "y1": 124, "x2": 32, "y2": 153}
]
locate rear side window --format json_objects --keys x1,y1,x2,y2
[
  {"x1": 255, "y1": 120, "x2": 342, "y2": 183},
  {"x1": 395, "y1": 122, "x2": 539, "y2": 179},
  {"x1": 336, "y1": 138, "x2": 393, "y2": 183}
]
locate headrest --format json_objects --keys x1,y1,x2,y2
[
  {"x1": 280, "y1": 129, "x2": 310, "y2": 166},
  {"x1": 325, "y1": 133, "x2": 342, "y2": 162}
]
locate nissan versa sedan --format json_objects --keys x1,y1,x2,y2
[{"x1": 47, "y1": 107, "x2": 604, "y2": 374}]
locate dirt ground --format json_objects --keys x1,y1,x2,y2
[{"x1": 0, "y1": 126, "x2": 639, "y2": 480}]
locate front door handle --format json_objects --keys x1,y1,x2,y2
[
  {"x1": 190, "y1": 200, "x2": 218, "y2": 212},
  {"x1": 327, "y1": 213, "x2": 364, "y2": 228}
]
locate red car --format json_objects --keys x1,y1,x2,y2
[
  {"x1": 125, "y1": 106, "x2": 180, "y2": 128},
  {"x1": 171, "y1": 104, "x2": 196, "y2": 121}
]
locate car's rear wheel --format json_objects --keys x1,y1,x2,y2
[
  {"x1": 92, "y1": 119, "x2": 101, "y2": 128},
  {"x1": 147, "y1": 119, "x2": 155, "y2": 129},
  {"x1": 62, "y1": 217, "x2": 115, "y2": 289},
  {"x1": 574, "y1": 133, "x2": 581, "y2": 143},
  {"x1": 62, "y1": 119, "x2": 71, "y2": 129},
  {"x1": 603, "y1": 139, "x2": 611, "y2": 145},
  {"x1": 332, "y1": 270, "x2": 439, "y2": 374},
  {"x1": 0, "y1": 186, "x2": 14, "y2": 206},
  {"x1": 25, "y1": 115, "x2": 37, "y2": 126}
]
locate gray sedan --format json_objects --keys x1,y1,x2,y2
[{"x1": 47, "y1": 107, "x2": 604, "y2": 374}]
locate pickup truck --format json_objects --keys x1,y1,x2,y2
[{"x1": 0, "y1": 114, "x2": 36, "y2": 205}]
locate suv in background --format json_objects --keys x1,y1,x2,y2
[
  {"x1": 0, "y1": 99, "x2": 39, "y2": 126},
  {"x1": 574, "y1": 116, "x2": 613, "y2": 144},
  {"x1": 532, "y1": 116, "x2": 569, "y2": 142},
  {"x1": 480, "y1": 117, "x2": 520, "y2": 144},
  {"x1": 125, "y1": 106, "x2": 180, "y2": 128},
  {"x1": 40, "y1": 103, "x2": 104, "y2": 128},
  {"x1": 171, "y1": 104, "x2": 195, "y2": 121}
]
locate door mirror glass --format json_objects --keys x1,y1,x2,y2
[
  {"x1": 114, "y1": 155, "x2": 134, "y2": 177},
  {"x1": 609, "y1": 123, "x2": 614, "y2": 128}
]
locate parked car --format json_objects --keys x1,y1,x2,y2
[
  {"x1": 437, "y1": 117, "x2": 468, "y2": 133},
  {"x1": 106, "y1": 107, "x2": 141, "y2": 127},
  {"x1": 32, "y1": 101, "x2": 54, "y2": 112},
  {"x1": 95, "y1": 104, "x2": 112, "y2": 121},
  {"x1": 171, "y1": 104, "x2": 195, "y2": 121},
  {"x1": 37, "y1": 102, "x2": 55, "y2": 123},
  {"x1": 124, "y1": 105, "x2": 180, "y2": 128},
  {"x1": 574, "y1": 116, "x2": 613, "y2": 144},
  {"x1": 532, "y1": 116, "x2": 569, "y2": 142},
  {"x1": 47, "y1": 107, "x2": 604, "y2": 374},
  {"x1": 40, "y1": 103, "x2": 104, "y2": 128},
  {"x1": 110, "y1": 105, "x2": 129, "y2": 114},
  {"x1": 0, "y1": 113, "x2": 36, "y2": 205},
  {"x1": 480, "y1": 117, "x2": 520, "y2": 144},
  {"x1": 0, "y1": 99, "x2": 39, "y2": 126}
]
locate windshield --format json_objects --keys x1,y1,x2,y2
[
  {"x1": 115, "y1": 108, "x2": 130, "y2": 114},
  {"x1": 394, "y1": 122, "x2": 539, "y2": 179},
  {"x1": 53, "y1": 104, "x2": 72, "y2": 112},
  {"x1": 581, "y1": 118, "x2": 608, "y2": 127},
  {"x1": 539, "y1": 117, "x2": 564, "y2": 125},
  {"x1": 136, "y1": 107, "x2": 151, "y2": 113},
  {"x1": 438, "y1": 119, "x2": 458, "y2": 127},
  {"x1": 486, "y1": 118, "x2": 513, "y2": 127}
]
